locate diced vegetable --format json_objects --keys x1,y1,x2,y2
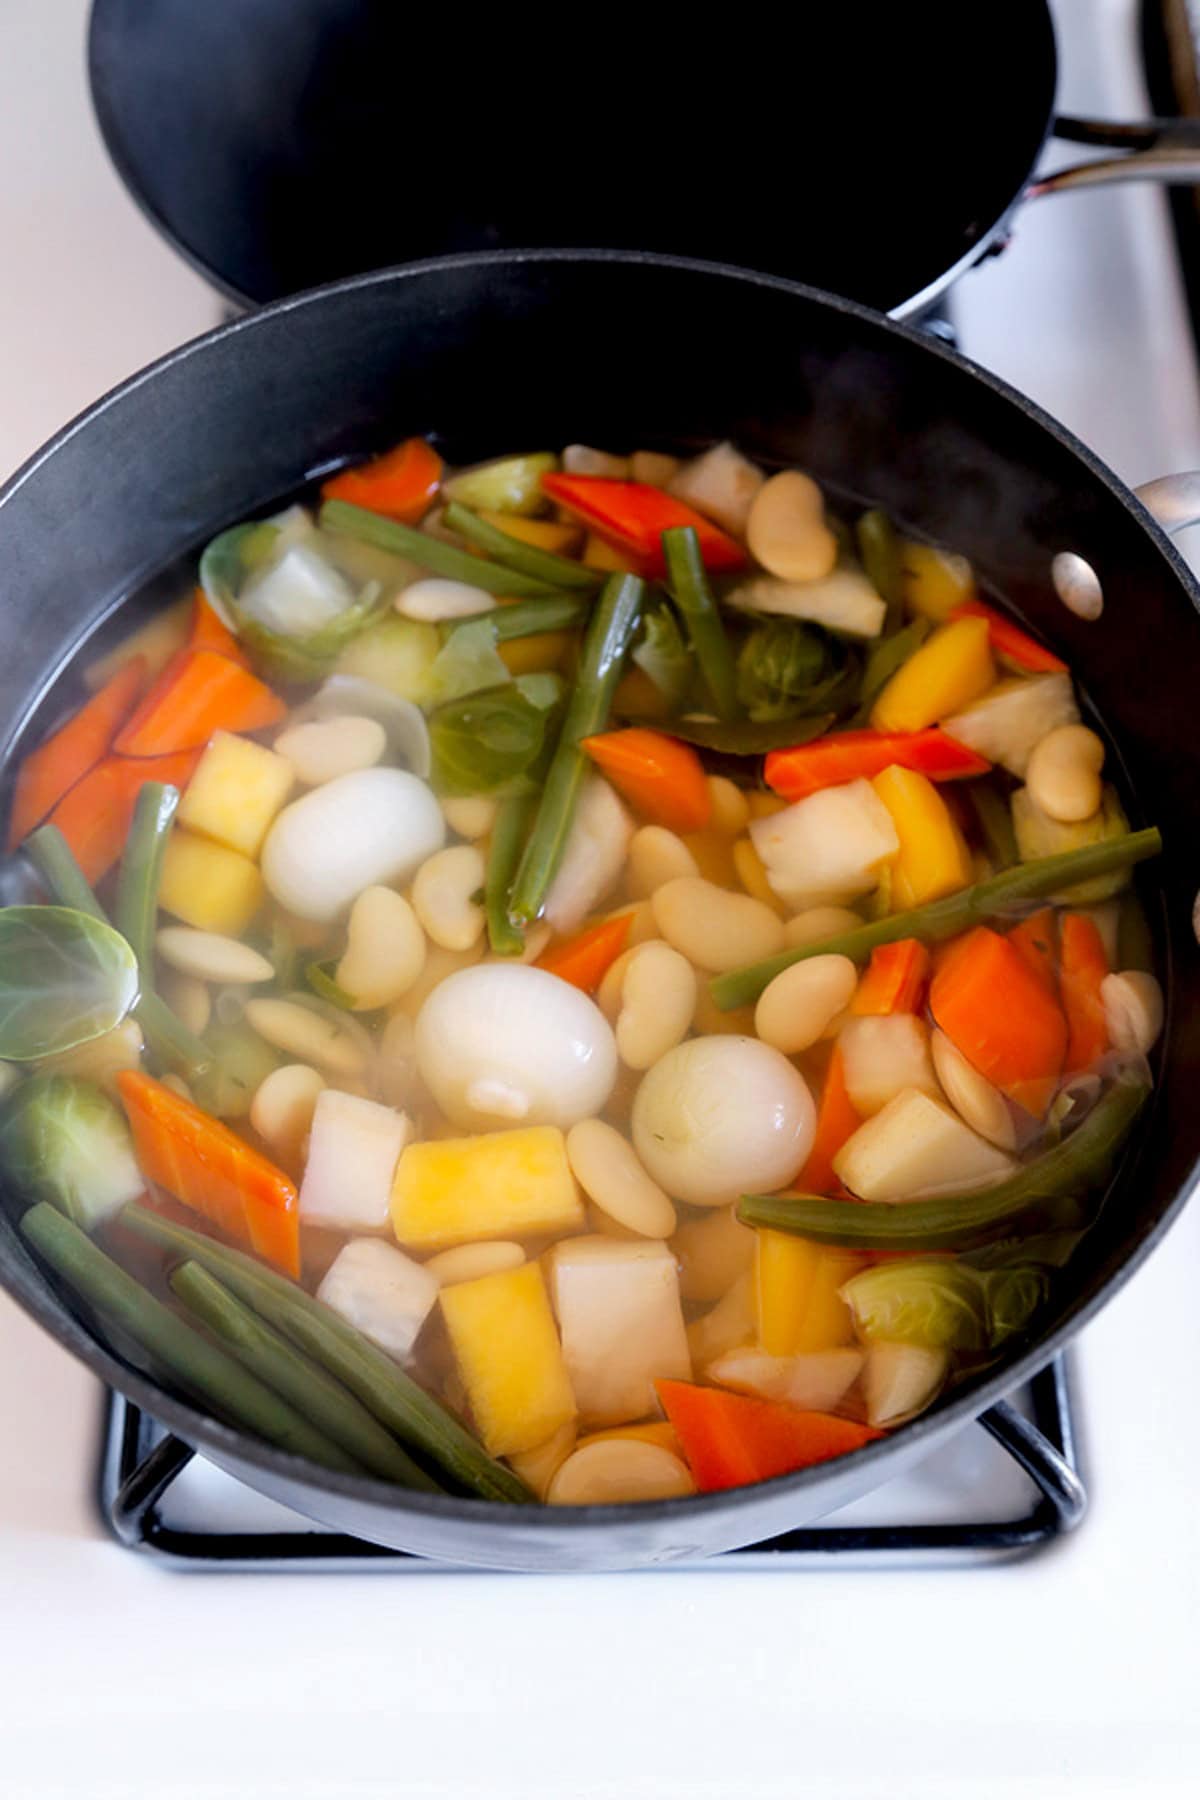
[
  {"x1": 333, "y1": 614, "x2": 440, "y2": 701},
  {"x1": 795, "y1": 1045, "x2": 861, "y2": 1193},
  {"x1": 0, "y1": 1075, "x2": 144, "y2": 1227},
  {"x1": 118, "y1": 1069, "x2": 300, "y2": 1275},
  {"x1": 929, "y1": 926, "x2": 1067, "y2": 1114},
  {"x1": 315, "y1": 1237, "x2": 438, "y2": 1362},
  {"x1": 321, "y1": 437, "x2": 443, "y2": 522},
  {"x1": 672, "y1": 1205, "x2": 757, "y2": 1304},
  {"x1": 548, "y1": 1236, "x2": 690, "y2": 1426},
  {"x1": 7, "y1": 657, "x2": 146, "y2": 850},
  {"x1": 686, "y1": 1270, "x2": 756, "y2": 1367},
  {"x1": 741, "y1": 1070, "x2": 1151, "y2": 1250},
  {"x1": 1059, "y1": 912, "x2": 1110, "y2": 1073},
  {"x1": 862, "y1": 1342, "x2": 950, "y2": 1426},
  {"x1": 755, "y1": 1229, "x2": 865, "y2": 1356},
  {"x1": 851, "y1": 939, "x2": 930, "y2": 1016},
  {"x1": 666, "y1": 441, "x2": 764, "y2": 535},
  {"x1": 725, "y1": 568, "x2": 886, "y2": 639},
  {"x1": 158, "y1": 829, "x2": 265, "y2": 936},
  {"x1": 707, "y1": 1346, "x2": 864, "y2": 1415},
  {"x1": 540, "y1": 474, "x2": 745, "y2": 578},
  {"x1": 537, "y1": 913, "x2": 632, "y2": 992},
  {"x1": 833, "y1": 1086, "x2": 1017, "y2": 1201},
  {"x1": 188, "y1": 589, "x2": 251, "y2": 667},
  {"x1": 900, "y1": 542, "x2": 974, "y2": 620},
  {"x1": 443, "y1": 451, "x2": 558, "y2": 516},
  {"x1": 949, "y1": 599, "x2": 1066, "y2": 674},
  {"x1": 1004, "y1": 907, "x2": 1058, "y2": 995},
  {"x1": 748, "y1": 779, "x2": 900, "y2": 910},
  {"x1": 870, "y1": 615, "x2": 994, "y2": 734},
  {"x1": 508, "y1": 574, "x2": 644, "y2": 927},
  {"x1": 390, "y1": 1124, "x2": 585, "y2": 1249},
  {"x1": 176, "y1": 731, "x2": 294, "y2": 858},
  {"x1": 765, "y1": 726, "x2": 988, "y2": 800},
  {"x1": 580, "y1": 728, "x2": 711, "y2": 834},
  {"x1": 299, "y1": 1089, "x2": 412, "y2": 1232},
  {"x1": 872, "y1": 764, "x2": 973, "y2": 908},
  {"x1": 839, "y1": 1014, "x2": 939, "y2": 1117},
  {"x1": 477, "y1": 511, "x2": 581, "y2": 554},
  {"x1": 261, "y1": 767, "x2": 445, "y2": 923},
  {"x1": 708, "y1": 827, "x2": 1161, "y2": 1010},
  {"x1": 942, "y1": 671, "x2": 1080, "y2": 777},
  {"x1": 44, "y1": 749, "x2": 200, "y2": 885},
  {"x1": 1011, "y1": 784, "x2": 1131, "y2": 902},
  {"x1": 113, "y1": 649, "x2": 286, "y2": 757},
  {"x1": 440, "y1": 1261, "x2": 577, "y2": 1457},
  {"x1": 656, "y1": 1380, "x2": 883, "y2": 1492},
  {"x1": 83, "y1": 598, "x2": 190, "y2": 694}
]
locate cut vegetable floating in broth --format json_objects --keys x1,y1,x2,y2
[{"x1": 0, "y1": 430, "x2": 1164, "y2": 1506}]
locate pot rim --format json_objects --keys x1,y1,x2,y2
[{"x1": 2, "y1": 247, "x2": 1197, "y2": 1538}]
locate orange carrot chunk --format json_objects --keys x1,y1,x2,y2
[
  {"x1": 851, "y1": 938, "x2": 931, "y2": 1016},
  {"x1": 118, "y1": 1071, "x2": 300, "y2": 1277},
  {"x1": 795, "y1": 1045, "x2": 861, "y2": 1194},
  {"x1": 7, "y1": 656, "x2": 146, "y2": 849},
  {"x1": 321, "y1": 437, "x2": 443, "y2": 523},
  {"x1": 929, "y1": 925, "x2": 1067, "y2": 1116},
  {"x1": 765, "y1": 727, "x2": 990, "y2": 800},
  {"x1": 656, "y1": 1380, "x2": 884, "y2": 1493},
  {"x1": 45, "y1": 749, "x2": 201, "y2": 885},
  {"x1": 1006, "y1": 907, "x2": 1059, "y2": 995},
  {"x1": 113, "y1": 649, "x2": 286, "y2": 757},
  {"x1": 536, "y1": 913, "x2": 633, "y2": 992},
  {"x1": 949, "y1": 599, "x2": 1067, "y2": 674},
  {"x1": 188, "y1": 589, "x2": 251, "y2": 669},
  {"x1": 1059, "y1": 912, "x2": 1110, "y2": 1074},
  {"x1": 540, "y1": 473, "x2": 746, "y2": 578},
  {"x1": 581, "y1": 728, "x2": 712, "y2": 833}
]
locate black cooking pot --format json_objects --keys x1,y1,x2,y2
[{"x1": 0, "y1": 253, "x2": 1196, "y2": 1570}]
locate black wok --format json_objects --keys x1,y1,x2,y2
[{"x1": 0, "y1": 253, "x2": 1196, "y2": 1570}]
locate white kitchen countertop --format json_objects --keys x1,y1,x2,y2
[{"x1": 2, "y1": 3, "x2": 1199, "y2": 1796}]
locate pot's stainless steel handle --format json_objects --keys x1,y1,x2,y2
[
  {"x1": 1028, "y1": 114, "x2": 1200, "y2": 200},
  {"x1": 1134, "y1": 472, "x2": 1200, "y2": 533}
]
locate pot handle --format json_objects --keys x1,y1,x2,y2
[
  {"x1": 1028, "y1": 114, "x2": 1200, "y2": 199},
  {"x1": 1134, "y1": 472, "x2": 1200, "y2": 533}
]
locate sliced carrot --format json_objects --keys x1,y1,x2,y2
[
  {"x1": 7, "y1": 657, "x2": 146, "y2": 850},
  {"x1": 1006, "y1": 908, "x2": 1058, "y2": 995},
  {"x1": 321, "y1": 436, "x2": 443, "y2": 523},
  {"x1": 114, "y1": 649, "x2": 286, "y2": 757},
  {"x1": 44, "y1": 749, "x2": 201, "y2": 884},
  {"x1": 765, "y1": 727, "x2": 990, "y2": 801},
  {"x1": 656, "y1": 1380, "x2": 884, "y2": 1493},
  {"x1": 536, "y1": 913, "x2": 633, "y2": 992},
  {"x1": 118, "y1": 1071, "x2": 300, "y2": 1277},
  {"x1": 851, "y1": 938, "x2": 931, "y2": 1016},
  {"x1": 581, "y1": 728, "x2": 712, "y2": 833},
  {"x1": 540, "y1": 473, "x2": 746, "y2": 578},
  {"x1": 929, "y1": 925, "x2": 1067, "y2": 1115},
  {"x1": 796, "y1": 1045, "x2": 861, "y2": 1194},
  {"x1": 1059, "y1": 912, "x2": 1110, "y2": 1074},
  {"x1": 949, "y1": 600, "x2": 1067, "y2": 674},
  {"x1": 188, "y1": 589, "x2": 251, "y2": 669}
]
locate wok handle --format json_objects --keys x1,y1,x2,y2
[
  {"x1": 1029, "y1": 113, "x2": 1200, "y2": 198},
  {"x1": 1134, "y1": 473, "x2": 1200, "y2": 533},
  {"x1": 977, "y1": 1399, "x2": 1087, "y2": 1531}
]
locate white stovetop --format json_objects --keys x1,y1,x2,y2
[{"x1": 1, "y1": 3, "x2": 1199, "y2": 1796}]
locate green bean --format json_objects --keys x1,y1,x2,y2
[
  {"x1": 122, "y1": 1204, "x2": 533, "y2": 1503},
  {"x1": 856, "y1": 509, "x2": 905, "y2": 630},
  {"x1": 967, "y1": 782, "x2": 1019, "y2": 872},
  {"x1": 710, "y1": 825, "x2": 1163, "y2": 1010},
  {"x1": 24, "y1": 823, "x2": 212, "y2": 1082},
  {"x1": 20, "y1": 1204, "x2": 360, "y2": 1474},
  {"x1": 442, "y1": 501, "x2": 600, "y2": 592},
  {"x1": 485, "y1": 792, "x2": 536, "y2": 955},
  {"x1": 737, "y1": 1069, "x2": 1150, "y2": 1251},
  {"x1": 115, "y1": 782, "x2": 178, "y2": 975},
  {"x1": 170, "y1": 1261, "x2": 442, "y2": 1490},
  {"x1": 319, "y1": 498, "x2": 559, "y2": 598},
  {"x1": 508, "y1": 572, "x2": 645, "y2": 927},
  {"x1": 444, "y1": 594, "x2": 590, "y2": 645},
  {"x1": 662, "y1": 526, "x2": 740, "y2": 721},
  {"x1": 635, "y1": 711, "x2": 835, "y2": 756},
  {"x1": 851, "y1": 618, "x2": 930, "y2": 725}
]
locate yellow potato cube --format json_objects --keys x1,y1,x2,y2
[
  {"x1": 871, "y1": 616, "x2": 995, "y2": 734},
  {"x1": 498, "y1": 631, "x2": 572, "y2": 677},
  {"x1": 177, "y1": 730, "x2": 295, "y2": 857},
  {"x1": 440, "y1": 1262, "x2": 577, "y2": 1456},
  {"x1": 872, "y1": 764, "x2": 974, "y2": 908},
  {"x1": 390, "y1": 1126, "x2": 584, "y2": 1250},
  {"x1": 900, "y1": 542, "x2": 976, "y2": 621},
  {"x1": 755, "y1": 1229, "x2": 865, "y2": 1356},
  {"x1": 158, "y1": 829, "x2": 265, "y2": 935},
  {"x1": 582, "y1": 532, "x2": 635, "y2": 572},
  {"x1": 477, "y1": 511, "x2": 582, "y2": 555}
]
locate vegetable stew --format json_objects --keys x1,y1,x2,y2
[{"x1": 0, "y1": 437, "x2": 1162, "y2": 1506}]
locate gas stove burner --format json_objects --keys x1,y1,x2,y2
[{"x1": 97, "y1": 1358, "x2": 1083, "y2": 1571}]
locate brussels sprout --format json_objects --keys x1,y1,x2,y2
[
  {"x1": 840, "y1": 1259, "x2": 989, "y2": 1351},
  {"x1": 0, "y1": 1076, "x2": 144, "y2": 1229},
  {"x1": 0, "y1": 906, "x2": 139, "y2": 1061},
  {"x1": 430, "y1": 674, "x2": 564, "y2": 796},
  {"x1": 735, "y1": 619, "x2": 857, "y2": 723}
]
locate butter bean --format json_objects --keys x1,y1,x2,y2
[
  {"x1": 567, "y1": 1118, "x2": 677, "y2": 1238},
  {"x1": 652, "y1": 876, "x2": 784, "y2": 973},
  {"x1": 754, "y1": 955, "x2": 858, "y2": 1054},
  {"x1": 274, "y1": 715, "x2": 387, "y2": 787},
  {"x1": 156, "y1": 927, "x2": 275, "y2": 986},
  {"x1": 746, "y1": 469, "x2": 838, "y2": 583},
  {"x1": 1101, "y1": 971, "x2": 1164, "y2": 1055},
  {"x1": 628, "y1": 826, "x2": 700, "y2": 897},
  {"x1": 336, "y1": 886, "x2": 426, "y2": 1009},
  {"x1": 1025, "y1": 724, "x2": 1105, "y2": 824},
  {"x1": 615, "y1": 941, "x2": 696, "y2": 1070},
  {"x1": 411, "y1": 845, "x2": 486, "y2": 951},
  {"x1": 250, "y1": 1064, "x2": 326, "y2": 1168}
]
